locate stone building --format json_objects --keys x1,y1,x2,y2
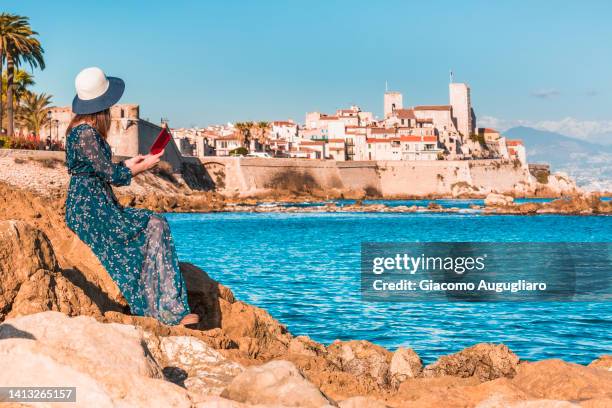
[
  {"x1": 41, "y1": 104, "x2": 184, "y2": 170},
  {"x1": 384, "y1": 91, "x2": 403, "y2": 117},
  {"x1": 449, "y1": 82, "x2": 476, "y2": 138}
]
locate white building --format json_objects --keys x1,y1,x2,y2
[
  {"x1": 449, "y1": 82, "x2": 476, "y2": 138},
  {"x1": 271, "y1": 120, "x2": 298, "y2": 142},
  {"x1": 366, "y1": 135, "x2": 441, "y2": 161},
  {"x1": 384, "y1": 91, "x2": 403, "y2": 117}
]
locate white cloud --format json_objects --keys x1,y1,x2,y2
[
  {"x1": 531, "y1": 89, "x2": 560, "y2": 99},
  {"x1": 478, "y1": 116, "x2": 612, "y2": 144}
]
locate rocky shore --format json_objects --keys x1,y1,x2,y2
[
  {"x1": 1, "y1": 182, "x2": 612, "y2": 407},
  {"x1": 2, "y1": 153, "x2": 610, "y2": 216}
]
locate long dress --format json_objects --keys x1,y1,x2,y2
[{"x1": 64, "y1": 123, "x2": 190, "y2": 325}]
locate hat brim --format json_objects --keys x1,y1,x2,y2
[{"x1": 72, "y1": 76, "x2": 125, "y2": 114}]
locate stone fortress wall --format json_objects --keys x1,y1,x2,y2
[{"x1": 200, "y1": 156, "x2": 534, "y2": 197}]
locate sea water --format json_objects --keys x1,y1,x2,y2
[{"x1": 167, "y1": 210, "x2": 611, "y2": 364}]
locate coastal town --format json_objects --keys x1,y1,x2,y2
[
  {"x1": 1, "y1": 6, "x2": 612, "y2": 408},
  {"x1": 40, "y1": 80, "x2": 528, "y2": 168}
]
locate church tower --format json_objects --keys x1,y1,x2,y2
[
  {"x1": 384, "y1": 91, "x2": 403, "y2": 118},
  {"x1": 449, "y1": 82, "x2": 475, "y2": 138}
]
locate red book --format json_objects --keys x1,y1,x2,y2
[{"x1": 150, "y1": 127, "x2": 172, "y2": 155}]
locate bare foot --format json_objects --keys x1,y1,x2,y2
[{"x1": 177, "y1": 313, "x2": 199, "y2": 327}]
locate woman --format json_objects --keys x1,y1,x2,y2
[{"x1": 64, "y1": 67, "x2": 198, "y2": 326}]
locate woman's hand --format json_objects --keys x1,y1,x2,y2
[
  {"x1": 125, "y1": 150, "x2": 164, "y2": 176},
  {"x1": 124, "y1": 155, "x2": 145, "y2": 169}
]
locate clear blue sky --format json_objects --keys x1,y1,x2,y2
[{"x1": 4, "y1": 0, "x2": 612, "y2": 133}]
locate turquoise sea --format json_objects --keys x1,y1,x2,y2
[{"x1": 167, "y1": 205, "x2": 612, "y2": 365}]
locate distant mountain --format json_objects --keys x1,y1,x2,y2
[{"x1": 504, "y1": 126, "x2": 612, "y2": 191}]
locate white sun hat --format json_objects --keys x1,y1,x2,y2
[{"x1": 72, "y1": 67, "x2": 125, "y2": 114}]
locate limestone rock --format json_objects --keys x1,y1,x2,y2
[
  {"x1": 221, "y1": 360, "x2": 333, "y2": 407},
  {"x1": 0, "y1": 220, "x2": 102, "y2": 320},
  {"x1": 288, "y1": 335, "x2": 327, "y2": 357},
  {"x1": 484, "y1": 193, "x2": 514, "y2": 207},
  {"x1": 0, "y1": 311, "x2": 191, "y2": 407},
  {"x1": 338, "y1": 396, "x2": 389, "y2": 408},
  {"x1": 220, "y1": 299, "x2": 292, "y2": 359},
  {"x1": 511, "y1": 359, "x2": 612, "y2": 401},
  {"x1": 589, "y1": 355, "x2": 612, "y2": 371},
  {"x1": 327, "y1": 340, "x2": 392, "y2": 386},
  {"x1": 389, "y1": 347, "x2": 422, "y2": 386},
  {"x1": 423, "y1": 343, "x2": 519, "y2": 381},
  {"x1": 153, "y1": 335, "x2": 244, "y2": 396}
]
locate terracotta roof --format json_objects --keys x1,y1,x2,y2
[
  {"x1": 272, "y1": 121, "x2": 296, "y2": 126},
  {"x1": 413, "y1": 105, "x2": 451, "y2": 111},
  {"x1": 327, "y1": 138, "x2": 345, "y2": 143},
  {"x1": 481, "y1": 128, "x2": 499, "y2": 133},
  {"x1": 320, "y1": 116, "x2": 339, "y2": 120},
  {"x1": 506, "y1": 139, "x2": 524, "y2": 146},
  {"x1": 416, "y1": 118, "x2": 433, "y2": 123},
  {"x1": 392, "y1": 109, "x2": 416, "y2": 119}
]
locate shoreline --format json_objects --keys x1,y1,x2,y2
[{"x1": 1, "y1": 181, "x2": 611, "y2": 406}]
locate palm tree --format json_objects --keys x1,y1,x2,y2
[
  {"x1": 235, "y1": 121, "x2": 254, "y2": 149},
  {"x1": 0, "y1": 13, "x2": 45, "y2": 137},
  {"x1": 256, "y1": 121, "x2": 269, "y2": 143},
  {"x1": 3, "y1": 68, "x2": 35, "y2": 104},
  {"x1": 16, "y1": 91, "x2": 52, "y2": 136}
]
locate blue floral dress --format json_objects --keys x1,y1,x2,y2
[{"x1": 64, "y1": 123, "x2": 190, "y2": 325}]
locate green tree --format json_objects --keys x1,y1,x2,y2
[
  {"x1": 16, "y1": 91, "x2": 52, "y2": 136},
  {"x1": 0, "y1": 13, "x2": 45, "y2": 137},
  {"x1": 256, "y1": 121, "x2": 269, "y2": 145},
  {"x1": 235, "y1": 121, "x2": 254, "y2": 149},
  {"x1": 2, "y1": 68, "x2": 35, "y2": 105}
]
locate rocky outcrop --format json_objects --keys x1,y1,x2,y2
[
  {"x1": 511, "y1": 359, "x2": 612, "y2": 402},
  {"x1": 144, "y1": 334, "x2": 244, "y2": 396},
  {"x1": 1, "y1": 181, "x2": 611, "y2": 407},
  {"x1": 423, "y1": 343, "x2": 519, "y2": 381},
  {"x1": 389, "y1": 347, "x2": 423, "y2": 387},
  {"x1": 486, "y1": 195, "x2": 612, "y2": 215},
  {"x1": 589, "y1": 355, "x2": 612, "y2": 371},
  {"x1": 0, "y1": 312, "x2": 193, "y2": 407},
  {"x1": 221, "y1": 360, "x2": 334, "y2": 407},
  {"x1": 484, "y1": 193, "x2": 514, "y2": 206},
  {"x1": 327, "y1": 340, "x2": 392, "y2": 387},
  {"x1": 0, "y1": 220, "x2": 103, "y2": 320}
]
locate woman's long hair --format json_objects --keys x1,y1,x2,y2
[{"x1": 65, "y1": 108, "x2": 112, "y2": 139}]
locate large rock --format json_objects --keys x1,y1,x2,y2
[
  {"x1": 0, "y1": 220, "x2": 102, "y2": 320},
  {"x1": 144, "y1": 334, "x2": 244, "y2": 396},
  {"x1": 327, "y1": 340, "x2": 392, "y2": 387},
  {"x1": 389, "y1": 347, "x2": 422, "y2": 386},
  {"x1": 423, "y1": 343, "x2": 519, "y2": 381},
  {"x1": 221, "y1": 360, "x2": 333, "y2": 407},
  {"x1": 0, "y1": 311, "x2": 191, "y2": 407},
  {"x1": 511, "y1": 359, "x2": 612, "y2": 402},
  {"x1": 338, "y1": 396, "x2": 388, "y2": 408},
  {"x1": 484, "y1": 193, "x2": 514, "y2": 207},
  {"x1": 589, "y1": 355, "x2": 612, "y2": 371}
]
